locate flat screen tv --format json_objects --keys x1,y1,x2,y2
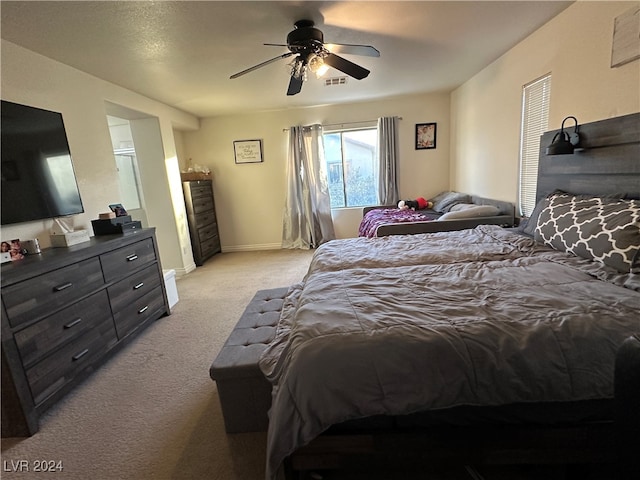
[{"x1": 1, "y1": 100, "x2": 84, "y2": 225}]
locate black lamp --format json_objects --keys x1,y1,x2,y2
[{"x1": 546, "y1": 116, "x2": 580, "y2": 155}]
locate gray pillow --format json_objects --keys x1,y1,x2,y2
[
  {"x1": 438, "y1": 205, "x2": 500, "y2": 220},
  {"x1": 535, "y1": 193, "x2": 640, "y2": 273},
  {"x1": 521, "y1": 197, "x2": 550, "y2": 237},
  {"x1": 431, "y1": 191, "x2": 471, "y2": 213}
]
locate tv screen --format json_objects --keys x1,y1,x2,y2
[{"x1": 1, "y1": 100, "x2": 84, "y2": 225}]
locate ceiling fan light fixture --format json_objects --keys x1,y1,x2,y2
[
  {"x1": 308, "y1": 54, "x2": 329, "y2": 77},
  {"x1": 288, "y1": 57, "x2": 307, "y2": 81},
  {"x1": 230, "y1": 19, "x2": 378, "y2": 95}
]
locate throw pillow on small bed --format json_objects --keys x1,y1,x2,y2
[
  {"x1": 535, "y1": 193, "x2": 640, "y2": 273},
  {"x1": 431, "y1": 191, "x2": 471, "y2": 213},
  {"x1": 438, "y1": 204, "x2": 500, "y2": 220}
]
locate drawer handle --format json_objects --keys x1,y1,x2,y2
[
  {"x1": 138, "y1": 305, "x2": 149, "y2": 314},
  {"x1": 72, "y1": 349, "x2": 89, "y2": 361},
  {"x1": 64, "y1": 318, "x2": 83, "y2": 329},
  {"x1": 54, "y1": 282, "x2": 73, "y2": 292},
  {"x1": 126, "y1": 254, "x2": 138, "y2": 262},
  {"x1": 133, "y1": 282, "x2": 145, "y2": 290}
]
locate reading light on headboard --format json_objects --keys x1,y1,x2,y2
[{"x1": 546, "y1": 116, "x2": 581, "y2": 155}]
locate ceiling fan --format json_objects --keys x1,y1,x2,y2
[{"x1": 230, "y1": 20, "x2": 380, "y2": 96}]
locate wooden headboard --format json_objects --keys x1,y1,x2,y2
[{"x1": 536, "y1": 112, "x2": 640, "y2": 202}]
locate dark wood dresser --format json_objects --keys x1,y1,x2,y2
[
  {"x1": 1, "y1": 228, "x2": 170, "y2": 437},
  {"x1": 182, "y1": 180, "x2": 221, "y2": 266}
]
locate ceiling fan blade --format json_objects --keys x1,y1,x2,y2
[
  {"x1": 325, "y1": 43, "x2": 380, "y2": 57},
  {"x1": 323, "y1": 53, "x2": 370, "y2": 80},
  {"x1": 230, "y1": 52, "x2": 294, "y2": 79},
  {"x1": 286, "y1": 75, "x2": 304, "y2": 96}
]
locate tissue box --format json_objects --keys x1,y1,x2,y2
[{"x1": 50, "y1": 229, "x2": 91, "y2": 247}]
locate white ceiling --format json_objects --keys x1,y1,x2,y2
[{"x1": 0, "y1": 1, "x2": 573, "y2": 118}]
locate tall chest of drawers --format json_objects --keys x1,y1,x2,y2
[
  {"x1": 1, "y1": 229, "x2": 170, "y2": 437},
  {"x1": 182, "y1": 180, "x2": 221, "y2": 266}
]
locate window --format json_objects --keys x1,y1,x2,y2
[
  {"x1": 519, "y1": 74, "x2": 551, "y2": 217},
  {"x1": 323, "y1": 127, "x2": 379, "y2": 208}
]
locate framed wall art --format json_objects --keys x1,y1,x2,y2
[
  {"x1": 234, "y1": 139, "x2": 263, "y2": 164},
  {"x1": 415, "y1": 123, "x2": 437, "y2": 150},
  {"x1": 611, "y1": 5, "x2": 640, "y2": 68}
]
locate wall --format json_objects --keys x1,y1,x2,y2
[
  {"x1": 1, "y1": 40, "x2": 199, "y2": 274},
  {"x1": 450, "y1": 1, "x2": 640, "y2": 209},
  {"x1": 182, "y1": 92, "x2": 450, "y2": 247}
]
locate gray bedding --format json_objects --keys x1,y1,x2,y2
[{"x1": 259, "y1": 225, "x2": 640, "y2": 479}]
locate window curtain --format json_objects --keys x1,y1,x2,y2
[
  {"x1": 282, "y1": 124, "x2": 336, "y2": 249},
  {"x1": 377, "y1": 116, "x2": 399, "y2": 206}
]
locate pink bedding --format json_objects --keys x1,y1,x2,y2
[{"x1": 358, "y1": 208, "x2": 435, "y2": 237}]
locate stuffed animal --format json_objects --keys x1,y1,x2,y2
[{"x1": 398, "y1": 197, "x2": 433, "y2": 210}]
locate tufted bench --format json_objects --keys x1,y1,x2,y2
[{"x1": 209, "y1": 287, "x2": 288, "y2": 433}]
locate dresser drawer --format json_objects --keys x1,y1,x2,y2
[
  {"x1": 201, "y1": 234, "x2": 221, "y2": 257},
  {"x1": 192, "y1": 196, "x2": 214, "y2": 215},
  {"x1": 107, "y1": 264, "x2": 162, "y2": 314},
  {"x1": 113, "y1": 286, "x2": 165, "y2": 339},
  {"x1": 189, "y1": 183, "x2": 212, "y2": 199},
  {"x1": 25, "y1": 318, "x2": 118, "y2": 406},
  {"x1": 2, "y1": 258, "x2": 104, "y2": 328},
  {"x1": 198, "y1": 222, "x2": 219, "y2": 243},
  {"x1": 100, "y1": 238, "x2": 157, "y2": 283},
  {"x1": 14, "y1": 290, "x2": 112, "y2": 369},
  {"x1": 194, "y1": 211, "x2": 216, "y2": 228}
]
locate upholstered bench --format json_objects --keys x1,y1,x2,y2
[{"x1": 209, "y1": 287, "x2": 288, "y2": 433}]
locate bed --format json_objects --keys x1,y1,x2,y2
[
  {"x1": 259, "y1": 113, "x2": 640, "y2": 480},
  {"x1": 358, "y1": 194, "x2": 515, "y2": 237}
]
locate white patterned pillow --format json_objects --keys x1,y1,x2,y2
[{"x1": 535, "y1": 193, "x2": 640, "y2": 273}]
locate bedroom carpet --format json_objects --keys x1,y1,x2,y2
[{"x1": 0, "y1": 248, "x2": 614, "y2": 480}]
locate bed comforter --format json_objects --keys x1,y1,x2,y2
[
  {"x1": 358, "y1": 208, "x2": 436, "y2": 237},
  {"x1": 259, "y1": 226, "x2": 640, "y2": 479}
]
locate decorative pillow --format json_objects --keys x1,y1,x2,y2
[
  {"x1": 438, "y1": 205, "x2": 500, "y2": 220},
  {"x1": 521, "y1": 190, "x2": 628, "y2": 237},
  {"x1": 431, "y1": 191, "x2": 471, "y2": 213},
  {"x1": 535, "y1": 193, "x2": 640, "y2": 273},
  {"x1": 520, "y1": 197, "x2": 550, "y2": 237}
]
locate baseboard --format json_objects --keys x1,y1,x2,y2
[
  {"x1": 173, "y1": 262, "x2": 196, "y2": 277},
  {"x1": 222, "y1": 243, "x2": 282, "y2": 252}
]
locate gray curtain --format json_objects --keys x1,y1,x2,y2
[
  {"x1": 377, "y1": 116, "x2": 399, "y2": 205},
  {"x1": 282, "y1": 124, "x2": 336, "y2": 249}
]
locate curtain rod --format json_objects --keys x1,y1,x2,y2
[{"x1": 282, "y1": 116, "x2": 402, "y2": 132}]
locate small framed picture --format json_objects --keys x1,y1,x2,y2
[
  {"x1": 415, "y1": 123, "x2": 437, "y2": 150},
  {"x1": 234, "y1": 139, "x2": 263, "y2": 164},
  {"x1": 1, "y1": 239, "x2": 24, "y2": 262},
  {"x1": 109, "y1": 203, "x2": 128, "y2": 217}
]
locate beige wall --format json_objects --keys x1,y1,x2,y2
[
  {"x1": 451, "y1": 1, "x2": 640, "y2": 210},
  {"x1": 3, "y1": 1, "x2": 638, "y2": 259},
  {"x1": 1, "y1": 40, "x2": 199, "y2": 274},
  {"x1": 181, "y1": 92, "x2": 450, "y2": 248}
]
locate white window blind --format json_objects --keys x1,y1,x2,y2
[{"x1": 519, "y1": 74, "x2": 551, "y2": 217}]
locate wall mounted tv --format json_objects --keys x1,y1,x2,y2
[{"x1": 1, "y1": 100, "x2": 84, "y2": 225}]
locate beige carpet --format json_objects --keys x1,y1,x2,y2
[{"x1": 1, "y1": 249, "x2": 313, "y2": 480}]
